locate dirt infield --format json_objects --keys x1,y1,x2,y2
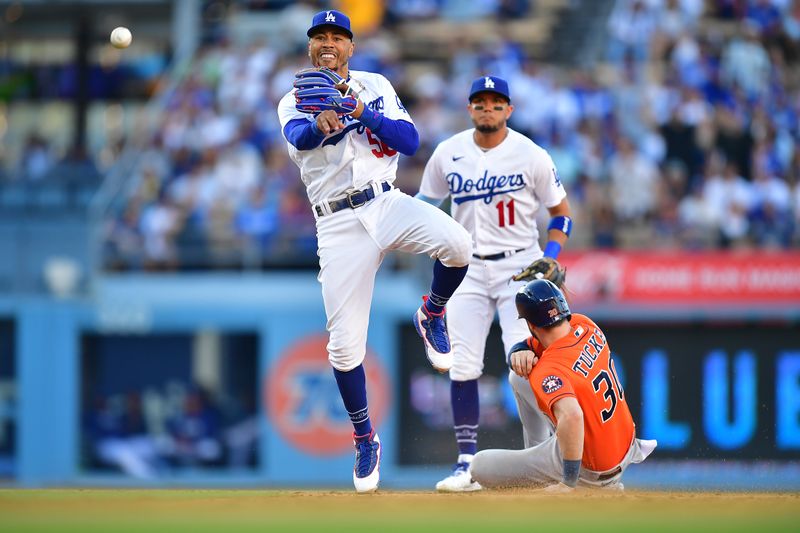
[{"x1": 1, "y1": 489, "x2": 798, "y2": 532}]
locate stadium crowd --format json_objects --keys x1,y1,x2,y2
[{"x1": 44, "y1": 0, "x2": 800, "y2": 268}]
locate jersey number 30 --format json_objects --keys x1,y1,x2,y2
[{"x1": 591, "y1": 360, "x2": 624, "y2": 423}]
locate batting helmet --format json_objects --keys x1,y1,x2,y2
[{"x1": 515, "y1": 279, "x2": 571, "y2": 328}]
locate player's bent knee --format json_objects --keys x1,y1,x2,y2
[
  {"x1": 438, "y1": 224, "x2": 472, "y2": 267},
  {"x1": 469, "y1": 452, "x2": 490, "y2": 484},
  {"x1": 327, "y1": 348, "x2": 366, "y2": 372}
]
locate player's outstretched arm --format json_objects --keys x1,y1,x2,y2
[{"x1": 553, "y1": 396, "x2": 583, "y2": 488}]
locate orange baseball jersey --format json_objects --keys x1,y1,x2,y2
[{"x1": 525, "y1": 313, "x2": 635, "y2": 472}]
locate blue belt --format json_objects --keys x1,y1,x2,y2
[
  {"x1": 473, "y1": 248, "x2": 525, "y2": 261},
  {"x1": 315, "y1": 181, "x2": 391, "y2": 217}
]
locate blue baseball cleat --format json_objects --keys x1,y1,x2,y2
[
  {"x1": 413, "y1": 296, "x2": 453, "y2": 372},
  {"x1": 353, "y1": 430, "x2": 381, "y2": 493}
]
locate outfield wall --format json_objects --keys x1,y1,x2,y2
[{"x1": 0, "y1": 256, "x2": 799, "y2": 490}]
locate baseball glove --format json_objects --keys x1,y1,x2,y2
[
  {"x1": 294, "y1": 67, "x2": 359, "y2": 115},
  {"x1": 511, "y1": 257, "x2": 567, "y2": 287}
]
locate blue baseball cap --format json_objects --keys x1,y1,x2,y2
[
  {"x1": 469, "y1": 76, "x2": 511, "y2": 102},
  {"x1": 307, "y1": 10, "x2": 353, "y2": 39}
]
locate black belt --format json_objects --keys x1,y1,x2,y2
[
  {"x1": 473, "y1": 248, "x2": 525, "y2": 261},
  {"x1": 315, "y1": 182, "x2": 391, "y2": 217},
  {"x1": 596, "y1": 466, "x2": 622, "y2": 481}
]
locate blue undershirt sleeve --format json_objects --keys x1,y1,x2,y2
[
  {"x1": 358, "y1": 106, "x2": 419, "y2": 156},
  {"x1": 283, "y1": 118, "x2": 325, "y2": 150}
]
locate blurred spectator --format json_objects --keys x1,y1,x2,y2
[
  {"x1": 678, "y1": 179, "x2": 718, "y2": 248},
  {"x1": 607, "y1": 0, "x2": 657, "y2": 62},
  {"x1": 17, "y1": 135, "x2": 54, "y2": 182},
  {"x1": 236, "y1": 185, "x2": 278, "y2": 255},
  {"x1": 85, "y1": 393, "x2": 163, "y2": 479},
  {"x1": 661, "y1": 108, "x2": 702, "y2": 179},
  {"x1": 165, "y1": 387, "x2": 224, "y2": 468},
  {"x1": 497, "y1": 0, "x2": 531, "y2": 20},
  {"x1": 714, "y1": 104, "x2": 755, "y2": 181},
  {"x1": 750, "y1": 166, "x2": 794, "y2": 246},
  {"x1": 704, "y1": 160, "x2": 754, "y2": 247},
  {"x1": 784, "y1": 0, "x2": 800, "y2": 41},
  {"x1": 720, "y1": 22, "x2": 771, "y2": 99},
  {"x1": 608, "y1": 136, "x2": 660, "y2": 222},
  {"x1": 141, "y1": 196, "x2": 182, "y2": 270},
  {"x1": 747, "y1": 0, "x2": 783, "y2": 36}
]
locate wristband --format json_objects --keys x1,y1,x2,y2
[
  {"x1": 547, "y1": 215, "x2": 572, "y2": 236},
  {"x1": 358, "y1": 106, "x2": 383, "y2": 131},
  {"x1": 543, "y1": 241, "x2": 561, "y2": 259},
  {"x1": 562, "y1": 459, "x2": 581, "y2": 488}
]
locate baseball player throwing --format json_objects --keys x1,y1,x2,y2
[
  {"x1": 468, "y1": 279, "x2": 657, "y2": 490},
  {"x1": 416, "y1": 76, "x2": 572, "y2": 491},
  {"x1": 276, "y1": 10, "x2": 472, "y2": 493}
]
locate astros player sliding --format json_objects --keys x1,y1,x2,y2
[
  {"x1": 468, "y1": 279, "x2": 657, "y2": 490},
  {"x1": 277, "y1": 10, "x2": 472, "y2": 493},
  {"x1": 416, "y1": 76, "x2": 572, "y2": 491}
]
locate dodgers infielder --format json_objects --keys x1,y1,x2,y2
[
  {"x1": 416, "y1": 76, "x2": 572, "y2": 491},
  {"x1": 277, "y1": 10, "x2": 472, "y2": 493}
]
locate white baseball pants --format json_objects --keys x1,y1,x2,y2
[
  {"x1": 446, "y1": 248, "x2": 541, "y2": 381},
  {"x1": 315, "y1": 187, "x2": 472, "y2": 371}
]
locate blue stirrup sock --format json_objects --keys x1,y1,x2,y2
[
  {"x1": 452, "y1": 379, "x2": 479, "y2": 456},
  {"x1": 425, "y1": 259, "x2": 468, "y2": 315},
  {"x1": 333, "y1": 364, "x2": 373, "y2": 438}
]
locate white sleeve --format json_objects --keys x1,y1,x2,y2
[
  {"x1": 531, "y1": 149, "x2": 567, "y2": 208},
  {"x1": 277, "y1": 90, "x2": 310, "y2": 133},
  {"x1": 379, "y1": 75, "x2": 414, "y2": 124},
  {"x1": 418, "y1": 145, "x2": 450, "y2": 200}
]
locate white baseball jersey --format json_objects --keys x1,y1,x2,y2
[
  {"x1": 420, "y1": 128, "x2": 567, "y2": 382},
  {"x1": 275, "y1": 68, "x2": 472, "y2": 372},
  {"x1": 418, "y1": 128, "x2": 566, "y2": 257},
  {"x1": 277, "y1": 70, "x2": 413, "y2": 205}
]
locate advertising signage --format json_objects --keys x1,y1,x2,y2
[{"x1": 399, "y1": 322, "x2": 800, "y2": 464}]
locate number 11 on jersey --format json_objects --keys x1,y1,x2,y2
[{"x1": 496, "y1": 199, "x2": 515, "y2": 227}]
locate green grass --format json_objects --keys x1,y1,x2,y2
[{"x1": 1, "y1": 489, "x2": 798, "y2": 532}]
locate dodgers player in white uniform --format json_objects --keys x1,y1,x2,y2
[
  {"x1": 277, "y1": 10, "x2": 472, "y2": 493},
  {"x1": 416, "y1": 76, "x2": 572, "y2": 491}
]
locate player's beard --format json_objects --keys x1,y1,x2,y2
[
  {"x1": 473, "y1": 117, "x2": 505, "y2": 133},
  {"x1": 475, "y1": 123, "x2": 500, "y2": 133}
]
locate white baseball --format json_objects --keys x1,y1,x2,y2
[{"x1": 110, "y1": 27, "x2": 132, "y2": 49}]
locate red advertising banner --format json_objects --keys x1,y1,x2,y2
[{"x1": 559, "y1": 251, "x2": 800, "y2": 304}]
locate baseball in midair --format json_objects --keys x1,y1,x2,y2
[{"x1": 110, "y1": 27, "x2": 132, "y2": 49}]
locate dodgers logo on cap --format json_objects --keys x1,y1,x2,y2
[
  {"x1": 307, "y1": 9, "x2": 353, "y2": 39},
  {"x1": 469, "y1": 75, "x2": 511, "y2": 102}
]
